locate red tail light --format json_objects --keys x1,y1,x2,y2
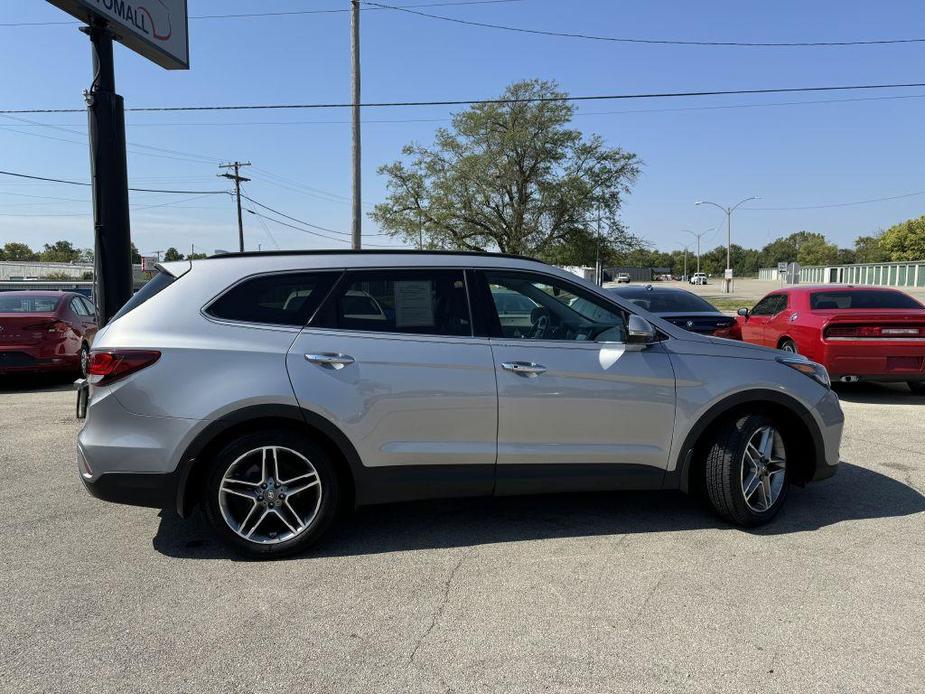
[
  {"x1": 88, "y1": 350, "x2": 160, "y2": 385},
  {"x1": 23, "y1": 320, "x2": 69, "y2": 333},
  {"x1": 825, "y1": 325, "x2": 923, "y2": 339}
]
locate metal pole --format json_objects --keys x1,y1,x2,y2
[
  {"x1": 351, "y1": 0, "x2": 362, "y2": 250},
  {"x1": 84, "y1": 18, "x2": 132, "y2": 326},
  {"x1": 234, "y1": 164, "x2": 245, "y2": 252},
  {"x1": 725, "y1": 208, "x2": 732, "y2": 293}
]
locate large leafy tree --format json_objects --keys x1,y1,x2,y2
[
  {"x1": 371, "y1": 80, "x2": 642, "y2": 263},
  {"x1": 163, "y1": 247, "x2": 185, "y2": 262},
  {"x1": 1, "y1": 242, "x2": 37, "y2": 261},
  {"x1": 39, "y1": 240, "x2": 82, "y2": 263},
  {"x1": 881, "y1": 215, "x2": 925, "y2": 261},
  {"x1": 853, "y1": 232, "x2": 889, "y2": 263}
]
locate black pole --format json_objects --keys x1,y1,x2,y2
[{"x1": 83, "y1": 18, "x2": 132, "y2": 326}]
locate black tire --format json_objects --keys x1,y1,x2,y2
[
  {"x1": 909, "y1": 381, "x2": 925, "y2": 395},
  {"x1": 779, "y1": 339, "x2": 797, "y2": 354},
  {"x1": 704, "y1": 414, "x2": 789, "y2": 527},
  {"x1": 78, "y1": 343, "x2": 90, "y2": 378},
  {"x1": 203, "y1": 429, "x2": 341, "y2": 559}
]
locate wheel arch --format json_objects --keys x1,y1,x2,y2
[
  {"x1": 174, "y1": 404, "x2": 361, "y2": 517},
  {"x1": 777, "y1": 335, "x2": 796, "y2": 349},
  {"x1": 671, "y1": 389, "x2": 824, "y2": 494}
]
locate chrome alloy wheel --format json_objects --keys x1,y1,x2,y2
[
  {"x1": 218, "y1": 446, "x2": 322, "y2": 544},
  {"x1": 741, "y1": 425, "x2": 786, "y2": 512}
]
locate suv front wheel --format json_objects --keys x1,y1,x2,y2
[
  {"x1": 704, "y1": 414, "x2": 789, "y2": 526},
  {"x1": 204, "y1": 430, "x2": 341, "y2": 558}
]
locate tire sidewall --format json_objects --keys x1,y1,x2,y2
[
  {"x1": 780, "y1": 340, "x2": 797, "y2": 354},
  {"x1": 730, "y1": 414, "x2": 789, "y2": 524},
  {"x1": 203, "y1": 430, "x2": 340, "y2": 558}
]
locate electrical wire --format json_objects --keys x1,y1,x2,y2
[
  {"x1": 743, "y1": 190, "x2": 925, "y2": 211},
  {"x1": 0, "y1": 169, "x2": 229, "y2": 194},
  {"x1": 362, "y1": 1, "x2": 925, "y2": 47},
  {"x1": 6, "y1": 82, "x2": 925, "y2": 114},
  {"x1": 240, "y1": 193, "x2": 349, "y2": 235},
  {"x1": 0, "y1": 0, "x2": 525, "y2": 26}
]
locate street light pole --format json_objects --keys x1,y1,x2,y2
[
  {"x1": 681, "y1": 227, "x2": 714, "y2": 275},
  {"x1": 694, "y1": 196, "x2": 759, "y2": 293}
]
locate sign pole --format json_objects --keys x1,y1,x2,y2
[{"x1": 83, "y1": 17, "x2": 133, "y2": 326}]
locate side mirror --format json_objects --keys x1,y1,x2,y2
[
  {"x1": 737, "y1": 307, "x2": 749, "y2": 317},
  {"x1": 626, "y1": 315, "x2": 656, "y2": 346}
]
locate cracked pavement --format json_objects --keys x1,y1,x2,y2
[{"x1": 0, "y1": 376, "x2": 923, "y2": 693}]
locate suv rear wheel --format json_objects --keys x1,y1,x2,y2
[
  {"x1": 203, "y1": 430, "x2": 340, "y2": 558},
  {"x1": 704, "y1": 414, "x2": 789, "y2": 526}
]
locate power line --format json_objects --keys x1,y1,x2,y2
[
  {"x1": 743, "y1": 190, "x2": 925, "y2": 211},
  {"x1": 0, "y1": 0, "x2": 524, "y2": 26},
  {"x1": 6, "y1": 81, "x2": 925, "y2": 114},
  {"x1": 241, "y1": 194, "x2": 350, "y2": 236},
  {"x1": 363, "y1": 1, "x2": 925, "y2": 47},
  {"x1": 0, "y1": 169, "x2": 230, "y2": 194}
]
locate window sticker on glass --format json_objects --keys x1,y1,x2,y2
[{"x1": 394, "y1": 281, "x2": 435, "y2": 327}]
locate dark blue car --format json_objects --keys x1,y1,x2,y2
[{"x1": 607, "y1": 285, "x2": 738, "y2": 338}]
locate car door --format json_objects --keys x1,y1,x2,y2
[
  {"x1": 286, "y1": 267, "x2": 498, "y2": 500},
  {"x1": 764, "y1": 293, "x2": 792, "y2": 347},
  {"x1": 474, "y1": 269, "x2": 676, "y2": 494},
  {"x1": 741, "y1": 294, "x2": 780, "y2": 346}
]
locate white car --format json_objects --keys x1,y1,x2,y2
[
  {"x1": 689, "y1": 273, "x2": 708, "y2": 286},
  {"x1": 615, "y1": 273, "x2": 631, "y2": 284}
]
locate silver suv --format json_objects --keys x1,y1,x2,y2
[{"x1": 78, "y1": 251, "x2": 842, "y2": 558}]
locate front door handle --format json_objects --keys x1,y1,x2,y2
[
  {"x1": 305, "y1": 353, "x2": 355, "y2": 370},
  {"x1": 501, "y1": 361, "x2": 547, "y2": 376}
]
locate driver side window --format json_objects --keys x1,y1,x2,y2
[{"x1": 482, "y1": 270, "x2": 627, "y2": 342}]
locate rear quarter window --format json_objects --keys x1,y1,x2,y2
[
  {"x1": 110, "y1": 270, "x2": 176, "y2": 323},
  {"x1": 207, "y1": 272, "x2": 338, "y2": 326}
]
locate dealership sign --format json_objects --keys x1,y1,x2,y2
[{"x1": 47, "y1": 0, "x2": 189, "y2": 69}]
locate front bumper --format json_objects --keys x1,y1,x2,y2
[{"x1": 811, "y1": 388, "x2": 844, "y2": 481}]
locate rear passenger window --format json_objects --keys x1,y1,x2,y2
[
  {"x1": 207, "y1": 272, "x2": 337, "y2": 326},
  {"x1": 314, "y1": 270, "x2": 471, "y2": 337}
]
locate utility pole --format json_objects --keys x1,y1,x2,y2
[
  {"x1": 351, "y1": 0, "x2": 362, "y2": 250},
  {"x1": 695, "y1": 196, "x2": 759, "y2": 293},
  {"x1": 219, "y1": 162, "x2": 251, "y2": 252},
  {"x1": 682, "y1": 227, "x2": 713, "y2": 275},
  {"x1": 83, "y1": 17, "x2": 132, "y2": 327},
  {"x1": 595, "y1": 205, "x2": 604, "y2": 285}
]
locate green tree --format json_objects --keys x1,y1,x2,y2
[
  {"x1": 836, "y1": 248, "x2": 856, "y2": 264},
  {"x1": 2, "y1": 242, "x2": 38, "y2": 261},
  {"x1": 39, "y1": 240, "x2": 82, "y2": 263},
  {"x1": 163, "y1": 247, "x2": 185, "y2": 262},
  {"x1": 881, "y1": 215, "x2": 925, "y2": 261},
  {"x1": 853, "y1": 233, "x2": 890, "y2": 263},
  {"x1": 796, "y1": 233, "x2": 839, "y2": 266},
  {"x1": 187, "y1": 252, "x2": 209, "y2": 260},
  {"x1": 130, "y1": 242, "x2": 142, "y2": 265},
  {"x1": 371, "y1": 79, "x2": 643, "y2": 264}
]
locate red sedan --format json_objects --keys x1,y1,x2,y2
[
  {"x1": 0, "y1": 291, "x2": 98, "y2": 376},
  {"x1": 736, "y1": 286, "x2": 925, "y2": 393}
]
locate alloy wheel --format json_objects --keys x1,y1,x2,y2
[
  {"x1": 741, "y1": 425, "x2": 786, "y2": 512},
  {"x1": 218, "y1": 446, "x2": 322, "y2": 544}
]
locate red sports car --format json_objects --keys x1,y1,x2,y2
[
  {"x1": 0, "y1": 291, "x2": 98, "y2": 376},
  {"x1": 736, "y1": 286, "x2": 925, "y2": 393}
]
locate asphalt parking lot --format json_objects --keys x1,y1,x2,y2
[{"x1": 1, "y1": 374, "x2": 923, "y2": 694}]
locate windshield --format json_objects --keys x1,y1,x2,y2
[
  {"x1": 609, "y1": 289, "x2": 717, "y2": 313},
  {"x1": 810, "y1": 290, "x2": 923, "y2": 310},
  {"x1": 0, "y1": 295, "x2": 59, "y2": 313}
]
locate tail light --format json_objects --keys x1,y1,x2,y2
[
  {"x1": 88, "y1": 350, "x2": 160, "y2": 386},
  {"x1": 23, "y1": 320, "x2": 69, "y2": 334},
  {"x1": 825, "y1": 325, "x2": 923, "y2": 338}
]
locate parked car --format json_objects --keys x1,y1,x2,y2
[
  {"x1": 606, "y1": 285, "x2": 738, "y2": 338},
  {"x1": 736, "y1": 286, "x2": 925, "y2": 393},
  {"x1": 0, "y1": 291, "x2": 97, "y2": 376},
  {"x1": 689, "y1": 272, "x2": 708, "y2": 286},
  {"x1": 615, "y1": 273, "x2": 631, "y2": 284},
  {"x1": 78, "y1": 251, "x2": 842, "y2": 557}
]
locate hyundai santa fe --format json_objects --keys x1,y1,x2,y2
[{"x1": 77, "y1": 251, "x2": 843, "y2": 558}]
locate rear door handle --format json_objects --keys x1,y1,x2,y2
[
  {"x1": 305, "y1": 353, "x2": 355, "y2": 369},
  {"x1": 501, "y1": 361, "x2": 547, "y2": 376}
]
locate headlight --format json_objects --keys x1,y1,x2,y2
[{"x1": 777, "y1": 356, "x2": 831, "y2": 389}]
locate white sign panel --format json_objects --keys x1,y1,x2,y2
[
  {"x1": 47, "y1": 0, "x2": 189, "y2": 69},
  {"x1": 777, "y1": 261, "x2": 788, "y2": 273},
  {"x1": 141, "y1": 255, "x2": 158, "y2": 272},
  {"x1": 724, "y1": 268, "x2": 734, "y2": 280}
]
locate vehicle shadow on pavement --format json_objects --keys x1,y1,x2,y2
[
  {"x1": 0, "y1": 372, "x2": 76, "y2": 393},
  {"x1": 151, "y1": 461, "x2": 924, "y2": 561},
  {"x1": 833, "y1": 382, "x2": 925, "y2": 405}
]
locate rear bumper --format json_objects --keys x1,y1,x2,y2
[
  {"x1": 820, "y1": 340, "x2": 925, "y2": 380},
  {"x1": 80, "y1": 468, "x2": 179, "y2": 509},
  {"x1": 0, "y1": 348, "x2": 78, "y2": 373}
]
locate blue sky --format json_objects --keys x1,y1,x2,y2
[{"x1": 1, "y1": 0, "x2": 924, "y2": 258}]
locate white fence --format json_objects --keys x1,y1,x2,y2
[{"x1": 799, "y1": 261, "x2": 925, "y2": 288}]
